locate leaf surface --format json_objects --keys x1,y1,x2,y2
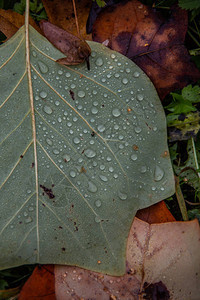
[
  {"x1": 55, "y1": 218, "x2": 200, "y2": 300},
  {"x1": 0, "y1": 24, "x2": 174, "y2": 274}
]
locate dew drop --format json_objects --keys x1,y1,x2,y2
[
  {"x1": 97, "y1": 124, "x2": 105, "y2": 132},
  {"x1": 111, "y1": 54, "x2": 116, "y2": 59},
  {"x1": 126, "y1": 68, "x2": 131, "y2": 73},
  {"x1": 109, "y1": 167, "x2": 114, "y2": 172},
  {"x1": 99, "y1": 175, "x2": 108, "y2": 182},
  {"x1": 152, "y1": 186, "x2": 156, "y2": 191},
  {"x1": 88, "y1": 181, "x2": 98, "y2": 193},
  {"x1": 43, "y1": 105, "x2": 52, "y2": 114},
  {"x1": 25, "y1": 217, "x2": 33, "y2": 224},
  {"x1": 112, "y1": 108, "x2": 121, "y2": 117},
  {"x1": 28, "y1": 206, "x2": 34, "y2": 212},
  {"x1": 24, "y1": 212, "x2": 28, "y2": 217},
  {"x1": 113, "y1": 174, "x2": 118, "y2": 179},
  {"x1": 91, "y1": 107, "x2": 98, "y2": 114},
  {"x1": 133, "y1": 71, "x2": 140, "y2": 77},
  {"x1": 153, "y1": 126, "x2": 158, "y2": 132},
  {"x1": 137, "y1": 94, "x2": 144, "y2": 101},
  {"x1": 141, "y1": 165, "x2": 147, "y2": 173},
  {"x1": 95, "y1": 57, "x2": 103, "y2": 66},
  {"x1": 122, "y1": 78, "x2": 128, "y2": 84},
  {"x1": 114, "y1": 124, "x2": 119, "y2": 130},
  {"x1": 46, "y1": 138, "x2": 53, "y2": 146},
  {"x1": 154, "y1": 165, "x2": 164, "y2": 181},
  {"x1": 53, "y1": 149, "x2": 59, "y2": 155},
  {"x1": 65, "y1": 72, "x2": 71, "y2": 78},
  {"x1": 114, "y1": 73, "x2": 120, "y2": 78},
  {"x1": 78, "y1": 90, "x2": 85, "y2": 98},
  {"x1": 63, "y1": 154, "x2": 70, "y2": 162},
  {"x1": 118, "y1": 191, "x2": 127, "y2": 200},
  {"x1": 55, "y1": 101, "x2": 60, "y2": 106},
  {"x1": 135, "y1": 127, "x2": 142, "y2": 133},
  {"x1": 131, "y1": 154, "x2": 137, "y2": 161},
  {"x1": 85, "y1": 149, "x2": 96, "y2": 158},
  {"x1": 73, "y1": 137, "x2": 80, "y2": 144},
  {"x1": 70, "y1": 171, "x2": 76, "y2": 178},
  {"x1": 32, "y1": 51, "x2": 37, "y2": 57},
  {"x1": 95, "y1": 200, "x2": 101, "y2": 207},
  {"x1": 40, "y1": 91, "x2": 47, "y2": 99},
  {"x1": 38, "y1": 61, "x2": 49, "y2": 74},
  {"x1": 95, "y1": 216, "x2": 101, "y2": 223},
  {"x1": 100, "y1": 165, "x2": 105, "y2": 170}
]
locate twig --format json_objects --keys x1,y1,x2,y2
[
  {"x1": 72, "y1": 0, "x2": 80, "y2": 37},
  {"x1": 175, "y1": 176, "x2": 189, "y2": 221}
]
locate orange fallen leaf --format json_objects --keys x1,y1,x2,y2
[
  {"x1": 92, "y1": 0, "x2": 200, "y2": 100},
  {"x1": 18, "y1": 265, "x2": 55, "y2": 300},
  {"x1": 136, "y1": 200, "x2": 176, "y2": 224},
  {"x1": 0, "y1": 9, "x2": 41, "y2": 40},
  {"x1": 41, "y1": 0, "x2": 92, "y2": 40}
]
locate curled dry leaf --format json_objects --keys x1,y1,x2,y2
[
  {"x1": 92, "y1": 0, "x2": 200, "y2": 99},
  {"x1": 55, "y1": 218, "x2": 200, "y2": 300},
  {"x1": 40, "y1": 20, "x2": 91, "y2": 69}
]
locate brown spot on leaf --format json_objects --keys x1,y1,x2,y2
[
  {"x1": 143, "y1": 281, "x2": 170, "y2": 299},
  {"x1": 40, "y1": 184, "x2": 55, "y2": 199},
  {"x1": 69, "y1": 89, "x2": 75, "y2": 100}
]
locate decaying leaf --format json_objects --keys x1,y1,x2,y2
[
  {"x1": 40, "y1": 20, "x2": 91, "y2": 69},
  {"x1": 167, "y1": 111, "x2": 200, "y2": 142},
  {"x1": 55, "y1": 218, "x2": 200, "y2": 300},
  {"x1": 41, "y1": 0, "x2": 92, "y2": 40},
  {"x1": 0, "y1": 8, "x2": 41, "y2": 40},
  {"x1": 92, "y1": 0, "x2": 200, "y2": 99},
  {"x1": 18, "y1": 265, "x2": 55, "y2": 300}
]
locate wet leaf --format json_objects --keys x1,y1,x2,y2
[
  {"x1": 92, "y1": 0, "x2": 200, "y2": 100},
  {"x1": 0, "y1": 16, "x2": 174, "y2": 274},
  {"x1": 55, "y1": 218, "x2": 200, "y2": 300},
  {"x1": 20, "y1": 200, "x2": 175, "y2": 299}
]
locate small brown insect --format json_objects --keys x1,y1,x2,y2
[{"x1": 40, "y1": 21, "x2": 91, "y2": 70}]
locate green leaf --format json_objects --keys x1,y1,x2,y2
[
  {"x1": 13, "y1": 0, "x2": 26, "y2": 15},
  {"x1": 0, "y1": 279, "x2": 8, "y2": 290},
  {"x1": 0, "y1": 25, "x2": 174, "y2": 275},
  {"x1": 178, "y1": 0, "x2": 200, "y2": 10},
  {"x1": 166, "y1": 93, "x2": 197, "y2": 114},
  {"x1": 182, "y1": 84, "x2": 200, "y2": 103}
]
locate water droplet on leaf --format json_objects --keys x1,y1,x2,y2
[
  {"x1": 88, "y1": 181, "x2": 98, "y2": 193},
  {"x1": 38, "y1": 61, "x2": 49, "y2": 74},
  {"x1": 154, "y1": 165, "x2": 164, "y2": 181}
]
